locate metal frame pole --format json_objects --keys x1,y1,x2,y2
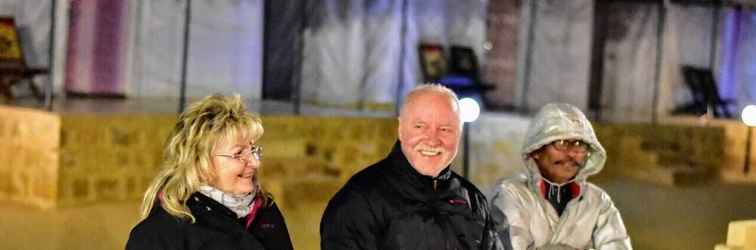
[
  {"x1": 709, "y1": 0, "x2": 721, "y2": 69},
  {"x1": 294, "y1": 0, "x2": 307, "y2": 115},
  {"x1": 745, "y1": 126, "x2": 752, "y2": 174},
  {"x1": 651, "y1": 0, "x2": 666, "y2": 124},
  {"x1": 463, "y1": 122, "x2": 471, "y2": 178},
  {"x1": 46, "y1": 0, "x2": 58, "y2": 111},
  {"x1": 520, "y1": 0, "x2": 538, "y2": 113},
  {"x1": 178, "y1": 0, "x2": 192, "y2": 113},
  {"x1": 394, "y1": 0, "x2": 408, "y2": 116}
]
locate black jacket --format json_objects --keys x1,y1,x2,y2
[
  {"x1": 126, "y1": 192, "x2": 293, "y2": 250},
  {"x1": 321, "y1": 142, "x2": 506, "y2": 250}
]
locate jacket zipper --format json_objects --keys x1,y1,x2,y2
[
  {"x1": 551, "y1": 196, "x2": 579, "y2": 244},
  {"x1": 433, "y1": 179, "x2": 438, "y2": 191}
]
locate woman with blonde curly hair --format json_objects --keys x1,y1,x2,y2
[{"x1": 126, "y1": 94, "x2": 293, "y2": 250}]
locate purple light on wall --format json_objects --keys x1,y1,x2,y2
[
  {"x1": 742, "y1": 11, "x2": 756, "y2": 103},
  {"x1": 718, "y1": 8, "x2": 740, "y2": 101},
  {"x1": 64, "y1": 0, "x2": 83, "y2": 93},
  {"x1": 64, "y1": 0, "x2": 127, "y2": 96},
  {"x1": 92, "y1": 0, "x2": 126, "y2": 95}
]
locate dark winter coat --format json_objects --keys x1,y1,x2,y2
[
  {"x1": 320, "y1": 142, "x2": 506, "y2": 250},
  {"x1": 126, "y1": 192, "x2": 293, "y2": 250}
]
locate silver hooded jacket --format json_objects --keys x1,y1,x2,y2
[{"x1": 489, "y1": 103, "x2": 632, "y2": 250}]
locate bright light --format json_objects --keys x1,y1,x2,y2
[
  {"x1": 459, "y1": 97, "x2": 480, "y2": 123},
  {"x1": 743, "y1": 105, "x2": 756, "y2": 127}
]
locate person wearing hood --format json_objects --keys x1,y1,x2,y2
[
  {"x1": 320, "y1": 84, "x2": 507, "y2": 250},
  {"x1": 489, "y1": 103, "x2": 632, "y2": 250}
]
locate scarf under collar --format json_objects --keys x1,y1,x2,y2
[{"x1": 198, "y1": 185, "x2": 256, "y2": 218}]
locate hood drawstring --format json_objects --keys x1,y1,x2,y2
[
  {"x1": 539, "y1": 178, "x2": 579, "y2": 216},
  {"x1": 541, "y1": 178, "x2": 571, "y2": 204}
]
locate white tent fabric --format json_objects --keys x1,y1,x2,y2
[
  {"x1": 672, "y1": 4, "x2": 716, "y2": 69},
  {"x1": 519, "y1": 0, "x2": 593, "y2": 112},
  {"x1": 655, "y1": 2, "x2": 685, "y2": 120},
  {"x1": 129, "y1": 0, "x2": 185, "y2": 98},
  {"x1": 130, "y1": 0, "x2": 263, "y2": 99},
  {"x1": 301, "y1": 1, "x2": 401, "y2": 107},
  {"x1": 0, "y1": 0, "x2": 52, "y2": 96},
  {"x1": 600, "y1": 2, "x2": 661, "y2": 122},
  {"x1": 301, "y1": 0, "x2": 487, "y2": 108},
  {"x1": 661, "y1": 5, "x2": 756, "y2": 117},
  {"x1": 7, "y1": 0, "x2": 752, "y2": 115},
  {"x1": 0, "y1": 0, "x2": 51, "y2": 68},
  {"x1": 663, "y1": 3, "x2": 710, "y2": 113},
  {"x1": 518, "y1": 1, "x2": 714, "y2": 122}
]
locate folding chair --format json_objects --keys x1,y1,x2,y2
[
  {"x1": 672, "y1": 65, "x2": 734, "y2": 118},
  {"x1": 417, "y1": 43, "x2": 495, "y2": 109},
  {"x1": 0, "y1": 17, "x2": 48, "y2": 103}
]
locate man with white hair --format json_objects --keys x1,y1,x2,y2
[
  {"x1": 489, "y1": 103, "x2": 632, "y2": 250},
  {"x1": 320, "y1": 84, "x2": 507, "y2": 250}
]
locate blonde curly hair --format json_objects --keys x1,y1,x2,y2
[{"x1": 139, "y1": 94, "x2": 269, "y2": 222}]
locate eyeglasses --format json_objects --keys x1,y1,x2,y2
[
  {"x1": 550, "y1": 139, "x2": 590, "y2": 153},
  {"x1": 215, "y1": 145, "x2": 263, "y2": 162}
]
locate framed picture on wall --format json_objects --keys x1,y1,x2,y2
[
  {"x1": 0, "y1": 17, "x2": 23, "y2": 63},
  {"x1": 418, "y1": 43, "x2": 447, "y2": 82}
]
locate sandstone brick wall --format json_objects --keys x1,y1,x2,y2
[
  {"x1": 259, "y1": 117, "x2": 397, "y2": 249},
  {"x1": 658, "y1": 117, "x2": 756, "y2": 184},
  {"x1": 3, "y1": 106, "x2": 755, "y2": 249},
  {"x1": 0, "y1": 108, "x2": 397, "y2": 226},
  {"x1": 57, "y1": 113, "x2": 176, "y2": 206},
  {"x1": 594, "y1": 123, "x2": 726, "y2": 185},
  {"x1": 0, "y1": 105, "x2": 61, "y2": 208},
  {"x1": 2, "y1": 107, "x2": 744, "y2": 208},
  {"x1": 27, "y1": 113, "x2": 396, "y2": 249}
]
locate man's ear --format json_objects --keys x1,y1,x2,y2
[
  {"x1": 529, "y1": 151, "x2": 540, "y2": 160},
  {"x1": 396, "y1": 118, "x2": 403, "y2": 140},
  {"x1": 529, "y1": 145, "x2": 548, "y2": 160}
]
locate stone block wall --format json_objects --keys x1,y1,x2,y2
[
  {"x1": 259, "y1": 117, "x2": 397, "y2": 249},
  {"x1": 0, "y1": 106, "x2": 61, "y2": 208},
  {"x1": 1, "y1": 109, "x2": 397, "y2": 197},
  {"x1": 464, "y1": 114, "x2": 532, "y2": 193},
  {"x1": 261, "y1": 116, "x2": 397, "y2": 182},
  {"x1": 0, "y1": 112, "x2": 397, "y2": 249},
  {"x1": 594, "y1": 123, "x2": 726, "y2": 185},
  {"x1": 657, "y1": 117, "x2": 756, "y2": 183},
  {"x1": 57, "y1": 114, "x2": 176, "y2": 206},
  {"x1": 4, "y1": 106, "x2": 753, "y2": 249}
]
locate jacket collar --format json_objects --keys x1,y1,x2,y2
[
  {"x1": 186, "y1": 192, "x2": 262, "y2": 236},
  {"x1": 384, "y1": 141, "x2": 476, "y2": 215},
  {"x1": 187, "y1": 192, "x2": 240, "y2": 221},
  {"x1": 386, "y1": 141, "x2": 453, "y2": 192}
]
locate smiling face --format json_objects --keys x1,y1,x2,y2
[
  {"x1": 398, "y1": 91, "x2": 461, "y2": 177},
  {"x1": 531, "y1": 141, "x2": 588, "y2": 184},
  {"x1": 208, "y1": 133, "x2": 259, "y2": 195}
]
